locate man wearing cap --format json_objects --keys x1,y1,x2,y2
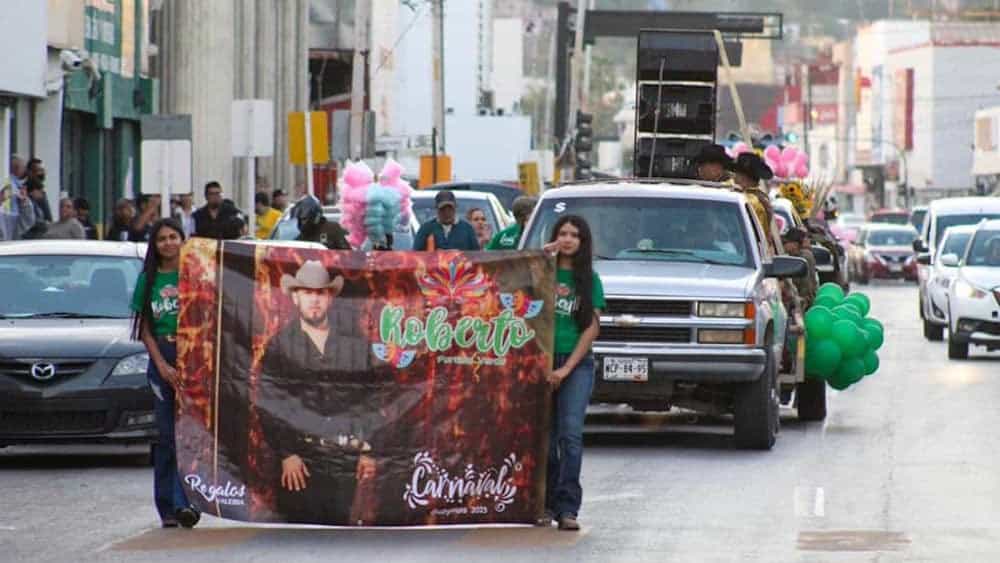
[
  {"x1": 257, "y1": 260, "x2": 377, "y2": 525},
  {"x1": 692, "y1": 144, "x2": 733, "y2": 183},
  {"x1": 413, "y1": 190, "x2": 480, "y2": 251},
  {"x1": 486, "y1": 195, "x2": 537, "y2": 250}
]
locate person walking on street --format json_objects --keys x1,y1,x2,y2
[
  {"x1": 41, "y1": 198, "x2": 86, "y2": 240},
  {"x1": 254, "y1": 192, "x2": 282, "y2": 239},
  {"x1": 540, "y1": 214, "x2": 604, "y2": 532},
  {"x1": 413, "y1": 191, "x2": 480, "y2": 251},
  {"x1": 74, "y1": 198, "x2": 98, "y2": 240},
  {"x1": 466, "y1": 207, "x2": 492, "y2": 249},
  {"x1": 193, "y1": 181, "x2": 236, "y2": 239},
  {"x1": 130, "y1": 218, "x2": 200, "y2": 529},
  {"x1": 173, "y1": 193, "x2": 196, "y2": 238},
  {"x1": 486, "y1": 196, "x2": 537, "y2": 250}
]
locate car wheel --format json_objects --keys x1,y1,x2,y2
[
  {"x1": 796, "y1": 378, "x2": 827, "y2": 421},
  {"x1": 947, "y1": 325, "x2": 969, "y2": 360},
  {"x1": 734, "y1": 341, "x2": 778, "y2": 450},
  {"x1": 923, "y1": 318, "x2": 944, "y2": 341}
]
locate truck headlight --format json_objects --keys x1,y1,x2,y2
[
  {"x1": 697, "y1": 302, "x2": 746, "y2": 318},
  {"x1": 954, "y1": 279, "x2": 987, "y2": 300},
  {"x1": 698, "y1": 329, "x2": 746, "y2": 344},
  {"x1": 111, "y1": 352, "x2": 150, "y2": 377}
]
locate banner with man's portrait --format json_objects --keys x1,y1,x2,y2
[{"x1": 174, "y1": 239, "x2": 555, "y2": 527}]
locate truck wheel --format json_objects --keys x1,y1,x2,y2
[
  {"x1": 947, "y1": 327, "x2": 969, "y2": 360},
  {"x1": 923, "y1": 319, "x2": 944, "y2": 341},
  {"x1": 796, "y1": 378, "x2": 827, "y2": 421},
  {"x1": 734, "y1": 343, "x2": 778, "y2": 450}
]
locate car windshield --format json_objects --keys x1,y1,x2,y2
[
  {"x1": 871, "y1": 212, "x2": 909, "y2": 225},
  {"x1": 910, "y1": 209, "x2": 927, "y2": 231},
  {"x1": 412, "y1": 197, "x2": 501, "y2": 234},
  {"x1": 523, "y1": 196, "x2": 754, "y2": 267},
  {"x1": 867, "y1": 229, "x2": 917, "y2": 247},
  {"x1": 0, "y1": 255, "x2": 143, "y2": 319},
  {"x1": 934, "y1": 214, "x2": 1000, "y2": 247},
  {"x1": 965, "y1": 230, "x2": 1000, "y2": 267},
  {"x1": 939, "y1": 232, "x2": 972, "y2": 258}
]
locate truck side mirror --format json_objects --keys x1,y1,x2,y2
[
  {"x1": 939, "y1": 253, "x2": 960, "y2": 267},
  {"x1": 765, "y1": 256, "x2": 808, "y2": 279},
  {"x1": 916, "y1": 253, "x2": 932, "y2": 266}
]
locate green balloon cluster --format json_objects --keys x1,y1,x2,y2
[{"x1": 804, "y1": 283, "x2": 884, "y2": 390}]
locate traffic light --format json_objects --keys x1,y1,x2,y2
[
  {"x1": 575, "y1": 110, "x2": 594, "y2": 180},
  {"x1": 633, "y1": 30, "x2": 719, "y2": 179}
]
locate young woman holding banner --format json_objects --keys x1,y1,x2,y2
[
  {"x1": 541, "y1": 215, "x2": 604, "y2": 531},
  {"x1": 131, "y1": 218, "x2": 200, "y2": 529}
]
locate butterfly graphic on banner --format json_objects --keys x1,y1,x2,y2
[
  {"x1": 499, "y1": 291, "x2": 544, "y2": 319},
  {"x1": 372, "y1": 342, "x2": 416, "y2": 368}
]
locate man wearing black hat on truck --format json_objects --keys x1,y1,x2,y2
[
  {"x1": 729, "y1": 152, "x2": 777, "y2": 237},
  {"x1": 413, "y1": 190, "x2": 480, "y2": 251},
  {"x1": 692, "y1": 144, "x2": 733, "y2": 183}
]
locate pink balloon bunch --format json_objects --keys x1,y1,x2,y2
[
  {"x1": 726, "y1": 142, "x2": 752, "y2": 159},
  {"x1": 338, "y1": 159, "x2": 414, "y2": 248},
  {"x1": 763, "y1": 145, "x2": 810, "y2": 179}
]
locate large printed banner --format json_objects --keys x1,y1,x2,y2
[{"x1": 174, "y1": 240, "x2": 554, "y2": 526}]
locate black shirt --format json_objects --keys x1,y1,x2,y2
[
  {"x1": 298, "y1": 220, "x2": 352, "y2": 250},
  {"x1": 79, "y1": 217, "x2": 98, "y2": 240},
  {"x1": 256, "y1": 305, "x2": 376, "y2": 461},
  {"x1": 193, "y1": 206, "x2": 236, "y2": 239}
]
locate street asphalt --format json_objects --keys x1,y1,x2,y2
[{"x1": 2, "y1": 282, "x2": 999, "y2": 562}]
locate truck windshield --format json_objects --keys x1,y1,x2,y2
[{"x1": 523, "y1": 196, "x2": 754, "y2": 267}]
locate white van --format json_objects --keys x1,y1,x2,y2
[{"x1": 916, "y1": 197, "x2": 1000, "y2": 340}]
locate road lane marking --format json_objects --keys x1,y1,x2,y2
[
  {"x1": 794, "y1": 486, "x2": 825, "y2": 517},
  {"x1": 813, "y1": 487, "x2": 825, "y2": 517},
  {"x1": 584, "y1": 492, "x2": 644, "y2": 503}
]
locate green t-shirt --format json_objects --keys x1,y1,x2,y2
[
  {"x1": 485, "y1": 224, "x2": 523, "y2": 250},
  {"x1": 554, "y1": 268, "x2": 605, "y2": 355},
  {"x1": 130, "y1": 270, "x2": 180, "y2": 336}
]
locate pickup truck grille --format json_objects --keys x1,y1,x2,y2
[
  {"x1": 599, "y1": 326, "x2": 691, "y2": 343},
  {"x1": 604, "y1": 299, "x2": 692, "y2": 316}
]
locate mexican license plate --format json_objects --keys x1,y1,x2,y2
[
  {"x1": 889, "y1": 263, "x2": 902, "y2": 273},
  {"x1": 603, "y1": 357, "x2": 649, "y2": 382}
]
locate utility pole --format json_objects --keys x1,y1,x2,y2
[
  {"x1": 567, "y1": 1, "x2": 587, "y2": 130},
  {"x1": 581, "y1": 0, "x2": 596, "y2": 111},
  {"x1": 431, "y1": 0, "x2": 446, "y2": 153},
  {"x1": 350, "y1": 0, "x2": 370, "y2": 160}
]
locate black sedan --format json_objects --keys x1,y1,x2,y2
[{"x1": 0, "y1": 240, "x2": 156, "y2": 447}]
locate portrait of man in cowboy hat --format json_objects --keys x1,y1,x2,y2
[{"x1": 256, "y1": 259, "x2": 378, "y2": 525}]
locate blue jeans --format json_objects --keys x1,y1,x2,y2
[
  {"x1": 546, "y1": 354, "x2": 595, "y2": 519},
  {"x1": 148, "y1": 337, "x2": 192, "y2": 522}
]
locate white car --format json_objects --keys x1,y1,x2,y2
[
  {"x1": 916, "y1": 197, "x2": 1000, "y2": 341},
  {"x1": 920, "y1": 225, "x2": 975, "y2": 340},
  {"x1": 944, "y1": 220, "x2": 1000, "y2": 359}
]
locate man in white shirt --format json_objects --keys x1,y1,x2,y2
[{"x1": 174, "y1": 192, "x2": 196, "y2": 238}]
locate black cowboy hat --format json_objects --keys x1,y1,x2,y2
[
  {"x1": 692, "y1": 144, "x2": 734, "y2": 167},
  {"x1": 729, "y1": 152, "x2": 774, "y2": 182}
]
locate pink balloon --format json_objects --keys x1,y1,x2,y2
[
  {"x1": 793, "y1": 153, "x2": 808, "y2": 168},
  {"x1": 763, "y1": 145, "x2": 781, "y2": 161},
  {"x1": 765, "y1": 157, "x2": 780, "y2": 174},
  {"x1": 774, "y1": 161, "x2": 789, "y2": 178},
  {"x1": 781, "y1": 146, "x2": 799, "y2": 163},
  {"x1": 794, "y1": 162, "x2": 810, "y2": 178}
]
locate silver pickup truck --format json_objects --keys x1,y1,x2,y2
[{"x1": 521, "y1": 180, "x2": 814, "y2": 450}]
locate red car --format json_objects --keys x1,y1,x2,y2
[
  {"x1": 849, "y1": 223, "x2": 920, "y2": 283},
  {"x1": 868, "y1": 208, "x2": 910, "y2": 225}
]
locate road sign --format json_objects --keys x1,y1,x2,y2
[
  {"x1": 518, "y1": 162, "x2": 541, "y2": 196},
  {"x1": 232, "y1": 100, "x2": 274, "y2": 157},
  {"x1": 288, "y1": 111, "x2": 330, "y2": 165},
  {"x1": 140, "y1": 115, "x2": 193, "y2": 218}
]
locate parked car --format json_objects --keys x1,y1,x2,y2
[
  {"x1": 848, "y1": 224, "x2": 919, "y2": 284},
  {"x1": 944, "y1": 219, "x2": 1000, "y2": 359},
  {"x1": 915, "y1": 197, "x2": 1000, "y2": 342},
  {"x1": 833, "y1": 213, "x2": 865, "y2": 243},
  {"x1": 0, "y1": 240, "x2": 155, "y2": 448},
  {"x1": 868, "y1": 208, "x2": 910, "y2": 225},
  {"x1": 919, "y1": 225, "x2": 976, "y2": 341},
  {"x1": 430, "y1": 181, "x2": 524, "y2": 212},
  {"x1": 522, "y1": 181, "x2": 810, "y2": 449},
  {"x1": 411, "y1": 190, "x2": 513, "y2": 237},
  {"x1": 909, "y1": 205, "x2": 928, "y2": 233}
]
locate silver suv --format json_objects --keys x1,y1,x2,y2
[{"x1": 521, "y1": 181, "x2": 809, "y2": 449}]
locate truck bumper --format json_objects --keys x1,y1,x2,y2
[{"x1": 592, "y1": 344, "x2": 767, "y2": 403}]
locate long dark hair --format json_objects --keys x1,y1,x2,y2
[
  {"x1": 131, "y1": 218, "x2": 185, "y2": 340},
  {"x1": 549, "y1": 214, "x2": 596, "y2": 332}
]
